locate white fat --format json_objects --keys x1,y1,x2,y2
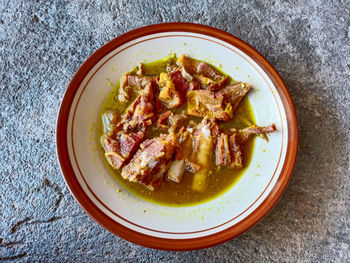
[
  {"x1": 201, "y1": 125, "x2": 211, "y2": 138},
  {"x1": 140, "y1": 151, "x2": 158, "y2": 169},
  {"x1": 139, "y1": 151, "x2": 148, "y2": 168},
  {"x1": 167, "y1": 160, "x2": 186, "y2": 183},
  {"x1": 148, "y1": 158, "x2": 158, "y2": 169}
]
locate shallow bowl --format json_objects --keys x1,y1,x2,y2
[{"x1": 56, "y1": 23, "x2": 298, "y2": 250}]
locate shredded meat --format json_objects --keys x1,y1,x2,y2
[
  {"x1": 237, "y1": 124, "x2": 277, "y2": 142},
  {"x1": 158, "y1": 72, "x2": 182, "y2": 108},
  {"x1": 118, "y1": 74, "x2": 154, "y2": 102},
  {"x1": 168, "y1": 70, "x2": 200, "y2": 95},
  {"x1": 177, "y1": 54, "x2": 228, "y2": 90},
  {"x1": 100, "y1": 130, "x2": 145, "y2": 169},
  {"x1": 119, "y1": 83, "x2": 154, "y2": 131},
  {"x1": 102, "y1": 110, "x2": 120, "y2": 134},
  {"x1": 217, "y1": 82, "x2": 252, "y2": 113},
  {"x1": 121, "y1": 133, "x2": 177, "y2": 190},
  {"x1": 156, "y1": 111, "x2": 189, "y2": 133},
  {"x1": 156, "y1": 111, "x2": 173, "y2": 130},
  {"x1": 216, "y1": 124, "x2": 277, "y2": 168},
  {"x1": 187, "y1": 90, "x2": 233, "y2": 121}
]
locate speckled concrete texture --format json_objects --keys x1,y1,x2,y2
[{"x1": 0, "y1": 0, "x2": 349, "y2": 262}]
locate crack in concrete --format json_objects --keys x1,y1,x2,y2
[
  {"x1": 43, "y1": 178, "x2": 64, "y2": 213},
  {"x1": 10, "y1": 217, "x2": 30, "y2": 234},
  {"x1": 10, "y1": 216, "x2": 63, "y2": 234},
  {"x1": 0, "y1": 240, "x2": 24, "y2": 248},
  {"x1": 0, "y1": 252, "x2": 27, "y2": 261}
]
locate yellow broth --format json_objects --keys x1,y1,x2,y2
[{"x1": 98, "y1": 57, "x2": 256, "y2": 206}]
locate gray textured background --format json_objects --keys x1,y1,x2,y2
[{"x1": 1, "y1": 0, "x2": 349, "y2": 262}]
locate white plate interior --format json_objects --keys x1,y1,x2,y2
[{"x1": 67, "y1": 32, "x2": 287, "y2": 239}]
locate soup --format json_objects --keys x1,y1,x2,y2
[{"x1": 98, "y1": 54, "x2": 276, "y2": 206}]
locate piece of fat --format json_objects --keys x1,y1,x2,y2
[{"x1": 167, "y1": 159, "x2": 186, "y2": 183}]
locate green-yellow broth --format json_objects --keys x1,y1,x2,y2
[{"x1": 98, "y1": 56, "x2": 256, "y2": 206}]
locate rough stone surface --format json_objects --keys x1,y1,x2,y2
[{"x1": 0, "y1": 0, "x2": 349, "y2": 262}]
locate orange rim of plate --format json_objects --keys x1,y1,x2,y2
[{"x1": 56, "y1": 22, "x2": 298, "y2": 251}]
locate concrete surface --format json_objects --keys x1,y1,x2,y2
[{"x1": 0, "y1": 0, "x2": 349, "y2": 262}]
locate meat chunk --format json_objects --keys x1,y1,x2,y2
[
  {"x1": 169, "y1": 113, "x2": 189, "y2": 133},
  {"x1": 216, "y1": 124, "x2": 277, "y2": 168},
  {"x1": 119, "y1": 83, "x2": 154, "y2": 131},
  {"x1": 187, "y1": 90, "x2": 233, "y2": 121},
  {"x1": 156, "y1": 111, "x2": 189, "y2": 133},
  {"x1": 156, "y1": 111, "x2": 173, "y2": 130},
  {"x1": 158, "y1": 72, "x2": 182, "y2": 108},
  {"x1": 217, "y1": 82, "x2": 252, "y2": 113},
  {"x1": 238, "y1": 124, "x2": 277, "y2": 142},
  {"x1": 102, "y1": 110, "x2": 120, "y2": 134},
  {"x1": 177, "y1": 54, "x2": 228, "y2": 90},
  {"x1": 100, "y1": 130, "x2": 145, "y2": 169},
  {"x1": 216, "y1": 133, "x2": 231, "y2": 166},
  {"x1": 168, "y1": 70, "x2": 200, "y2": 95},
  {"x1": 121, "y1": 133, "x2": 177, "y2": 190},
  {"x1": 118, "y1": 74, "x2": 154, "y2": 102}
]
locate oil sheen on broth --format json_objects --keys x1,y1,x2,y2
[{"x1": 98, "y1": 56, "x2": 256, "y2": 206}]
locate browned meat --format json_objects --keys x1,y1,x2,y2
[
  {"x1": 121, "y1": 133, "x2": 177, "y2": 190},
  {"x1": 118, "y1": 74, "x2": 154, "y2": 102},
  {"x1": 217, "y1": 82, "x2": 252, "y2": 113},
  {"x1": 119, "y1": 83, "x2": 154, "y2": 131},
  {"x1": 100, "y1": 130, "x2": 145, "y2": 169},
  {"x1": 177, "y1": 54, "x2": 228, "y2": 90},
  {"x1": 237, "y1": 124, "x2": 277, "y2": 142},
  {"x1": 156, "y1": 111, "x2": 189, "y2": 133},
  {"x1": 216, "y1": 124, "x2": 277, "y2": 168},
  {"x1": 187, "y1": 90, "x2": 233, "y2": 121},
  {"x1": 216, "y1": 131, "x2": 243, "y2": 168},
  {"x1": 102, "y1": 110, "x2": 120, "y2": 134},
  {"x1": 156, "y1": 111, "x2": 173, "y2": 130},
  {"x1": 216, "y1": 133, "x2": 231, "y2": 166},
  {"x1": 158, "y1": 72, "x2": 182, "y2": 108},
  {"x1": 169, "y1": 113, "x2": 189, "y2": 133},
  {"x1": 168, "y1": 70, "x2": 200, "y2": 95}
]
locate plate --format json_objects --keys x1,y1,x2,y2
[{"x1": 56, "y1": 23, "x2": 298, "y2": 250}]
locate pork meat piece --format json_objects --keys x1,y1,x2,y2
[
  {"x1": 102, "y1": 110, "x2": 120, "y2": 134},
  {"x1": 158, "y1": 72, "x2": 182, "y2": 108},
  {"x1": 119, "y1": 83, "x2": 154, "y2": 131},
  {"x1": 217, "y1": 82, "x2": 252, "y2": 113},
  {"x1": 216, "y1": 124, "x2": 277, "y2": 168},
  {"x1": 156, "y1": 111, "x2": 189, "y2": 133},
  {"x1": 121, "y1": 133, "x2": 177, "y2": 190},
  {"x1": 118, "y1": 74, "x2": 154, "y2": 102},
  {"x1": 237, "y1": 123, "x2": 277, "y2": 142},
  {"x1": 176, "y1": 54, "x2": 228, "y2": 90},
  {"x1": 168, "y1": 70, "x2": 200, "y2": 95},
  {"x1": 187, "y1": 90, "x2": 233, "y2": 121},
  {"x1": 100, "y1": 130, "x2": 145, "y2": 169},
  {"x1": 156, "y1": 111, "x2": 173, "y2": 130}
]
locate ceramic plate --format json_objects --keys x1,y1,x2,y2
[{"x1": 56, "y1": 23, "x2": 298, "y2": 250}]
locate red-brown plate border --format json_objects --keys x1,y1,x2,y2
[{"x1": 56, "y1": 22, "x2": 298, "y2": 250}]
